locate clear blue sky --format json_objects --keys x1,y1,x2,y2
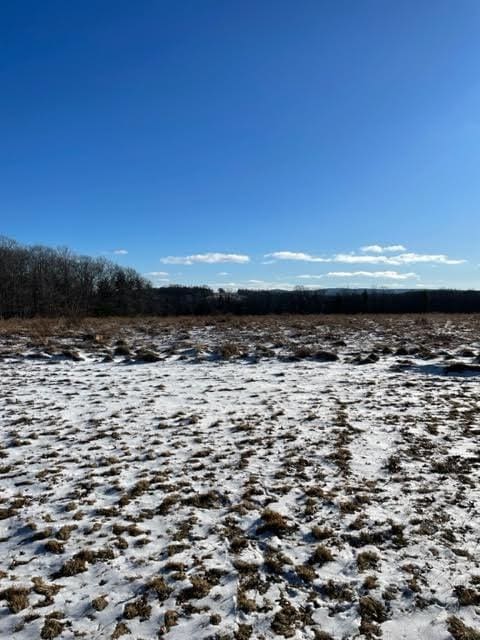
[{"x1": 1, "y1": 1, "x2": 479, "y2": 289}]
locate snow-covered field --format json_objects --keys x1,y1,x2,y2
[{"x1": 0, "y1": 316, "x2": 479, "y2": 640}]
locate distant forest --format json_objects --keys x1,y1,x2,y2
[{"x1": 1, "y1": 236, "x2": 479, "y2": 317}]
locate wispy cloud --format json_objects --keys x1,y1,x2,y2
[
  {"x1": 265, "y1": 251, "x2": 329, "y2": 263},
  {"x1": 161, "y1": 252, "x2": 250, "y2": 265},
  {"x1": 113, "y1": 249, "x2": 128, "y2": 255},
  {"x1": 333, "y1": 253, "x2": 465, "y2": 265},
  {"x1": 267, "y1": 249, "x2": 465, "y2": 266},
  {"x1": 211, "y1": 280, "x2": 298, "y2": 290},
  {"x1": 361, "y1": 244, "x2": 406, "y2": 253},
  {"x1": 144, "y1": 271, "x2": 169, "y2": 277},
  {"x1": 326, "y1": 271, "x2": 419, "y2": 280}
]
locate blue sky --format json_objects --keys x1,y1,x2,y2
[{"x1": 1, "y1": 1, "x2": 479, "y2": 289}]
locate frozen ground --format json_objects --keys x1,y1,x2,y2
[{"x1": 0, "y1": 316, "x2": 479, "y2": 640}]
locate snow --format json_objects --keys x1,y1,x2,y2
[{"x1": 0, "y1": 316, "x2": 479, "y2": 639}]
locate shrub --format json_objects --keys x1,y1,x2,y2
[
  {"x1": 123, "y1": 596, "x2": 151, "y2": 620},
  {"x1": 147, "y1": 576, "x2": 172, "y2": 602},
  {"x1": 258, "y1": 509, "x2": 292, "y2": 536},
  {"x1": 359, "y1": 595, "x2": 387, "y2": 623},
  {"x1": 357, "y1": 550, "x2": 380, "y2": 572},
  {"x1": 40, "y1": 618, "x2": 65, "y2": 639},
  {"x1": 92, "y1": 595, "x2": 108, "y2": 611},
  {"x1": 310, "y1": 545, "x2": 335, "y2": 566},
  {"x1": 1, "y1": 586, "x2": 30, "y2": 613},
  {"x1": 447, "y1": 616, "x2": 480, "y2": 640}
]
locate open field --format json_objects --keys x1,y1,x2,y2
[{"x1": 0, "y1": 315, "x2": 479, "y2": 639}]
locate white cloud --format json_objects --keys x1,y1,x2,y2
[
  {"x1": 338, "y1": 253, "x2": 465, "y2": 266},
  {"x1": 113, "y1": 249, "x2": 128, "y2": 255},
  {"x1": 265, "y1": 251, "x2": 329, "y2": 262},
  {"x1": 399, "y1": 253, "x2": 465, "y2": 265},
  {"x1": 267, "y1": 250, "x2": 465, "y2": 266},
  {"x1": 297, "y1": 274, "x2": 324, "y2": 279},
  {"x1": 414, "y1": 283, "x2": 446, "y2": 289},
  {"x1": 161, "y1": 252, "x2": 250, "y2": 265},
  {"x1": 144, "y1": 271, "x2": 169, "y2": 277},
  {"x1": 361, "y1": 244, "x2": 406, "y2": 253},
  {"x1": 217, "y1": 271, "x2": 229, "y2": 276},
  {"x1": 211, "y1": 280, "x2": 298, "y2": 290},
  {"x1": 326, "y1": 271, "x2": 419, "y2": 280}
]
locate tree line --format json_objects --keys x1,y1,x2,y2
[
  {"x1": 1, "y1": 236, "x2": 479, "y2": 317},
  {"x1": 144, "y1": 286, "x2": 480, "y2": 315},
  {"x1": 0, "y1": 236, "x2": 149, "y2": 317}
]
